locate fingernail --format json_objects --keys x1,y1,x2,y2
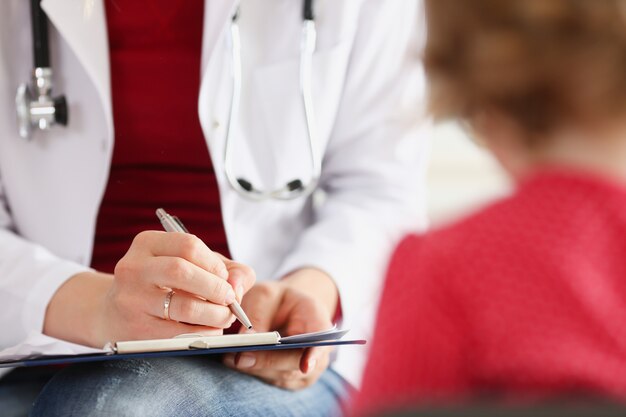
[
  {"x1": 236, "y1": 353, "x2": 256, "y2": 369},
  {"x1": 223, "y1": 354, "x2": 235, "y2": 367},
  {"x1": 225, "y1": 289, "x2": 236, "y2": 305},
  {"x1": 236, "y1": 284, "x2": 244, "y2": 301},
  {"x1": 307, "y1": 359, "x2": 317, "y2": 374}
]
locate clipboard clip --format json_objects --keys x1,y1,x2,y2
[
  {"x1": 188, "y1": 340, "x2": 211, "y2": 350},
  {"x1": 175, "y1": 334, "x2": 212, "y2": 350}
]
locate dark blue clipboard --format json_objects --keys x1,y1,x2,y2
[{"x1": 0, "y1": 339, "x2": 366, "y2": 368}]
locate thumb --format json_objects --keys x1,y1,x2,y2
[
  {"x1": 238, "y1": 283, "x2": 283, "y2": 333},
  {"x1": 285, "y1": 299, "x2": 332, "y2": 336}
]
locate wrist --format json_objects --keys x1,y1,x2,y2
[{"x1": 44, "y1": 271, "x2": 113, "y2": 348}]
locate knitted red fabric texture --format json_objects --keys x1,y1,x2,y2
[
  {"x1": 354, "y1": 169, "x2": 626, "y2": 415},
  {"x1": 92, "y1": 1, "x2": 229, "y2": 273}
]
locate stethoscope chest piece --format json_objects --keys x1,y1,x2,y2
[
  {"x1": 16, "y1": 68, "x2": 68, "y2": 139},
  {"x1": 16, "y1": 0, "x2": 68, "y2": 140}
]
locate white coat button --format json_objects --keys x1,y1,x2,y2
[{"x1": 212, "y1": 120, "x2": 221, "y2": 130}]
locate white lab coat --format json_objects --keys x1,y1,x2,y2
[{"x1": 0, "y1": 0, "x2": 430, "y2": 386}]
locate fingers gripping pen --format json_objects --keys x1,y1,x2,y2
[{"x1": 156, "y1": 208, "x2": 253, "y2": 330}]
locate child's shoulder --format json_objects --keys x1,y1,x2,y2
[
  {"x1": 407, "y1": 189, "x2": 522, "y2": 251},
  {"x1": 391, "y1": 186, "x2": 535, "y2": 278},
  {"x1": 397, "y1": 168, "x2": 626, "y2": 279}
]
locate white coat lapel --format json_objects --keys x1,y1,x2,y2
[
  {"x1": 199, "y1": 0, "x2": 239, "y2": 179},
  {"x1": 201, "y1": 0, "x2": 238, "y2": 74},
  {"x1": 41, "y1": 0, "x2": 112, "y2": 136}
]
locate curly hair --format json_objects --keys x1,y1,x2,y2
[{"x1": 424, "y1": 0, "x2": 626, "y2": 143}]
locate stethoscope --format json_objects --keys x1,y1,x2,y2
[
  {"x1": 16, "y1": 0, "x2": 321, "y2": 201},
  {"x1": 225, "y1": 1, "x2": 321, "y2": 201},
  {"x1": 15, "y1": 0, "x2": 68, "y2": 141}
]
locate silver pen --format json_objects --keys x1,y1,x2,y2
[{"x1": 156, "y1": 208, "x2": 253, "y2": 330}]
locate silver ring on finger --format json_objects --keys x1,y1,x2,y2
[{"x1": 163, "y1": 289, "x2": 176, "y2": 321}]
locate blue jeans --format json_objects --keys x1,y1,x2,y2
[
  {"x1": 28, "y1": 357, "x2": 351, "y2": 417},
  {"x1": 0, "y1": 367, "x2": 56, "y2": 417}
]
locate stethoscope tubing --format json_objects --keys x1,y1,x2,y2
[
  {"x1": 22, "y1": 1, "x2": 320, "y2": 201},
  {"x1": 30, "y1": 0, "x2": 50, "y2": 68},
  {"x1": 299, "y1": 19, "x2": 322, "y2": 197},
  {"x1": 223, "y1": 4, "x2": 321, "y2": 201}
]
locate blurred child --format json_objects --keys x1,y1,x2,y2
[{"x1": 354, "y1": 0, "x2": 626, "y2": 415}]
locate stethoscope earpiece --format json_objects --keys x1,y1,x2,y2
[
  {"x1": 286, "y1": 180, "x2": 304, "y2": 192},
  {"x1": 235, "y1": 178, "x2": 306, "y2": 198},
  {"x1": 237, "y1": 179, "x2": 254, "y2": 192}
]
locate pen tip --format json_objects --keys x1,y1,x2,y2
[{"x1": 247, "y1": 325, "x2": 253, "y2": 330}]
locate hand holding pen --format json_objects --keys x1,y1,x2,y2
[
  {"x1": 63, "y1": 217, "x2": 256, "y2": 348},
  {"x1": 156, "y1": 208, "x2": 254, "y2": 330}
]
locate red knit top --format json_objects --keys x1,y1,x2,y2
[
  {"x1": 91, "y1": 1, "x2": 229, "y2": 273},
  {"x1": 354, "y1": 169, "x2": 626, "y2": 415}
]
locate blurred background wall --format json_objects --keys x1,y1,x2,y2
[{"x1": 426, "y1": 122, "x2": 511, "y2": 227}]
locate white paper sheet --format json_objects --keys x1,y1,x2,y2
[{"x1": 0, "y1": 331, "x2": 109, "y2": 363}]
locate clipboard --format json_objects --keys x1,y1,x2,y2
[{"x1": 0, "y1": 328, "x2": 365, "y2": 369}]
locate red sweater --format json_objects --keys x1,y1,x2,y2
[
  {"x1": 354, "y1": 169, "x2": 626, "y2": 415},
  {"x1": 91, "y1": 1, "x2": 229, "y2": 273}
]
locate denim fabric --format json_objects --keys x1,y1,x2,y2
[
  {"x1": 29, "y1": 357, "x2": 350, "y2": 417},
  {"x1": 0, "y1": 367, "x2": 57, "y2": 417}
]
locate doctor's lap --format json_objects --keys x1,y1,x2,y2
[
  {"x1": 32, "y1": 358, "x2": 350, "y2": 417},
  {"x1": 0, "y1": 0, "x2": 429, "y2": 415}
]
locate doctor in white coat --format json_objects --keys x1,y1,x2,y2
[{"x1": 0, "y1": 0, "x2": 429, "y2": 415}]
